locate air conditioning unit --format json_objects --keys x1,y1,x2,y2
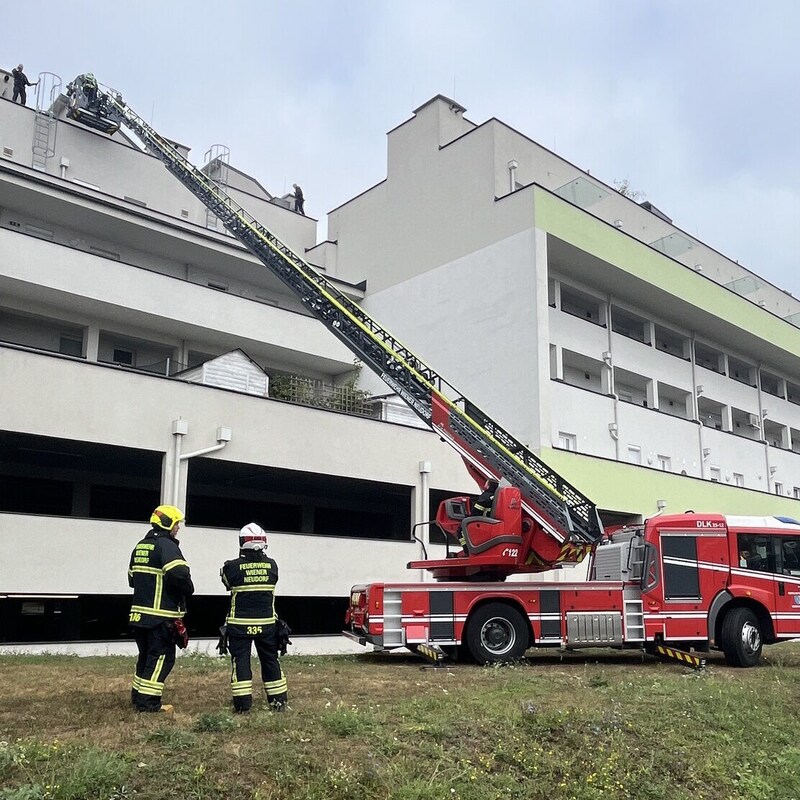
[{"x1": 746, "y1": 413, "x2": 760, "y2": 428}]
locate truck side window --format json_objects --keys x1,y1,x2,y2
[
  {"x1": 737, "y1": 533, "x2": 778, "y2": 574},
  {"x1": 781, "y1": 538, "x2": 800, "y2": 576},
  {"x1": 661, "y1": 534, "x2": 700, "y2": 600}
]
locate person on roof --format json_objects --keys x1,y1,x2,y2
[
  {"x1": 12, "y1": 65, "x2": 38, "y2": 105},
  {"x1": 220, "y1": 523, "x2": 289, "y2": 713},
  {"x1": 293, "y1": 184, "x2": 305, "y2": 215}
]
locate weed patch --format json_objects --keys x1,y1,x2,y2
[{"x1": 3, "y1": 647, "x2": 800, "y2": 799}]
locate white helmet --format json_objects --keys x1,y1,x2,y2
[{"x1": 239, "y1": 522, "x2": 267, "y2": 551}]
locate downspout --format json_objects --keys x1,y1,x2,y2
[
  {"x1": 172, "y1": 425, "x2": 232, "y2": 508},
  {"x1": 418, "y1": 461, "x2": 431, "y2": 582}
]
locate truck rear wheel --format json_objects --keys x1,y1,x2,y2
[
  {"x1": 465, "y1": 602, "x2": 529, "y2": 664},
  {"x1": 720, "y1": 607, "x2": 763, "y2": 667}
]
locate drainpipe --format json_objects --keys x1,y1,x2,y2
[
  {"x1": 418, "y1": 461, "x2": 431, "y2": 582},
  {"x1": 508, "y1": 160, "x2": 518, "y2": 194},
  {"x1": 172, "y1": 424, "x2": 232, "y2": 507},
  {"x1": 171, "y1": 419, "x2": 188, "y2": 505}
]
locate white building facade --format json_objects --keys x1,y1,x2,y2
[
  {"x1": 0, "y1": 78, "x2": 471, "y2": 643},
  {"x1": 2, "y1": 78, "x2": 799, "y2": 643},
  {"x1": 323, "y1": 95, "x2": 800, "y2": 525}
]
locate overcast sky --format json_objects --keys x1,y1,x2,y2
[{"x1": 5, "y1": 1, "x2": 800, "y2": 294}]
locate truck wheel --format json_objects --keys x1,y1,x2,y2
[
  {"x1": 720, "y1": 607, "x2": 763, "y2": 667},
  {"x1": 465, "y1": 602, "x2": 529, "y2": 664}
]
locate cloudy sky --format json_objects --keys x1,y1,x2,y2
[{"x1": 5, "y1": 1, "x2": 800, "y2": 293}]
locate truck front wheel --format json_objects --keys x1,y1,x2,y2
[
  {"x1": 720, "y1": 607, "x2": 763, "y2": 667},
  {"x1": 465, "y1": 602, "x2": 529, "y2": 664}
]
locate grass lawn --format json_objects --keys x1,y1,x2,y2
[{"x1": 1, "y1": 645, "x2": 800, "y2": 799}]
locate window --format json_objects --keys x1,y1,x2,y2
[
  {"x1": 698, "y1": 397, "x2": 725, "y2": 430},
  {"x1": 557, "y1": 432, "x2": 577, "y2": 451},
  {"x1": 695, "y1": 342, "x2": 723, "y2": 373},
  {"x1": 775, "y1": 482, "x2": 784, "y2": 496},
  {"x1": 661, "y1": 534, "x2": 700, "y2": 599},
  {"x1": 760, "y1": 371, "x2": 784, "y2": 398},
  {"x1": 728, "y1": 356, "x2": 755, "y2": 387},
  {"x1": 614, "y1": 367, "x2": 649, "y2": 407},
  {"x1": 627, "y1": 446, "x2": 642, "y2": 465},
  {"x1": 59, "y1": 335, "x2": 82, "y2": 357},
  {"x1": 657, "y1": 455, "x2": 671, "y2": 471},
  {"x1": 709, "y1": 466, "x2": 721, "y2": 483},
  {"x1": 560, "y1": 286, "x2": 604, "y2": 326},
  {"x1": 112, "y1": 348, "x2": 134, "y2": 366},
  {"x1": 611, "y1": 306, "x2": 650, "y2": 344},
  {"x1": 654, "y1": 325, "x2": 689, "y2": 359},
  {"x1": 738, "y1": 533, "x2": 800, "y2": 576},
  {"x1": 733, "y1": 473, "x2": 745, "y2": 488},
  {"x1": 781, "y1": 538, "x2": 800, "y2": 576},
  {"x1": 736, "y1": 533, "x2": 780, "y2": 574},
  {"x1": 561, "y1": 350, "x2": 604, "y2": 394},
  {"x1": 657, "y1": 382, "x2": 690, "y2": 419}
]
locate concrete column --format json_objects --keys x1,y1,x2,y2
[{"x1": 85, "y1": 325, "x2": 100, "y2": 362}]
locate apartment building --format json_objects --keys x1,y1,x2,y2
[
  {"x1": 2, "y1": 75, "x2": 798, "y2": 643},
  {"x1": 322, "y1": 95, "x2": 800, "y2": 525},
  {"x1": 0, "y1": 74, "x2": 471, "y2": 643}
]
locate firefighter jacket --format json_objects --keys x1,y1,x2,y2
[
  {"x1": 473, "y1": 487, "x2": 496, "y2": 516},
  {"x1": 128, "y1": 528, "x2": 194, "y2": 628},
  {"x1": 221, "y1": 551, "x2": 279, "y2": 631}
]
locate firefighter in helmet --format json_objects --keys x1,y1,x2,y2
[
  {"x1": 220, "y1": 523, "x2": 288, "y2": 712},
  {"x1": 458, "y1": 478, "x2": 499, "y2": 552},
  {"x1": 128, "y1": 504, "x2": 194, "y2": 712}
]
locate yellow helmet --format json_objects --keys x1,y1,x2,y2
[{"x1": 150, "y1": 504, "x2": 185, "y2": 531}]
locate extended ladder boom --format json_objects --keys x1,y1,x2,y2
[{"x1": 92, "y1": 85, "x2": 603, "y2": 558}]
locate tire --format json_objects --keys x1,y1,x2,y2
[
  {"x1": 720, "y1": 607, "x2": 763, "y2": 667},
  {"x1": 465, "y1": 602, "x2": 529, "y2": 664}
]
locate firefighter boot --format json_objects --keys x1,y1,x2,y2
[
  {"x1": 269, "y1": 695, "x2": 288, "y2": 712},
  {"x1": 233, "y1": 696, "x2": 252, "y2": 714},
  {"x1": 158, "y1": 704, "x2": 174, "y2": 714}
]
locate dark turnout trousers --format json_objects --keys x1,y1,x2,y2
[
  {"x1": 228, "y1": 625, "x2": 288, "y2": 712},
  {"x1": 131, "y1": 622, "x2": 176, "y2": 711}
]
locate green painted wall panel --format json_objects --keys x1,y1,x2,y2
[
  {"x1": 543, "y1": 447, "x2": 800, "y2": 519},
  {"x1": 534, "y1": 188, "x2": 800, "y2": 357}
]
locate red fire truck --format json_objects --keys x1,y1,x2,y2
[
  {"x1": 345, "y1": 504, "x2": 800, "y2": 667},
  {"x1": 74, "y1": 81, "x2": 800, "y2": 669}
]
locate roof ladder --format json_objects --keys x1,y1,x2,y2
[
  {"x1": 31, "y1": 73, "x2": 61, "y2": 172},
  {"x1": 202, "y1": 144, "x2": 230, "y2": 230}
]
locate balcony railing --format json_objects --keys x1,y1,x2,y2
[{"x1": 268, "y1": 374, "x2": 374, "y2": 417}]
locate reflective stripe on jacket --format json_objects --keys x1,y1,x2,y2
[
  {"x1": 128, "y1": 528, "x2": 194, "y2": 627},
  {"x1": 221, "y1": 552, "x2": 278, "y2": 630}
]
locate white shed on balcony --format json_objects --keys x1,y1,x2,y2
[{"x1": 178, "y1": 349, "x2": 269, "y2": 396}]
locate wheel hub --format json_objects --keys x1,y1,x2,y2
[
  {"x1": 741, "y1": 621, "x2": 761, "y2": 654},
  {"x1": 481, "y1": 617, "x2": 515, "y2": 655}
]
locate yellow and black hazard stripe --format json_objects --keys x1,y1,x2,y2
[
  {"x1": 655, "y1": 644, "x2": 706, "y2": 669},
  {"x1": 416, "y1": 643, "x2": 446, "y2": 663},
  {"x1": 525, "y1": 541, "x2": 593, "y2": 567}
]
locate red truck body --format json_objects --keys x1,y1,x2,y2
[{"x1": 345, "y1": 512, "x2": 800, "y2": 667}]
